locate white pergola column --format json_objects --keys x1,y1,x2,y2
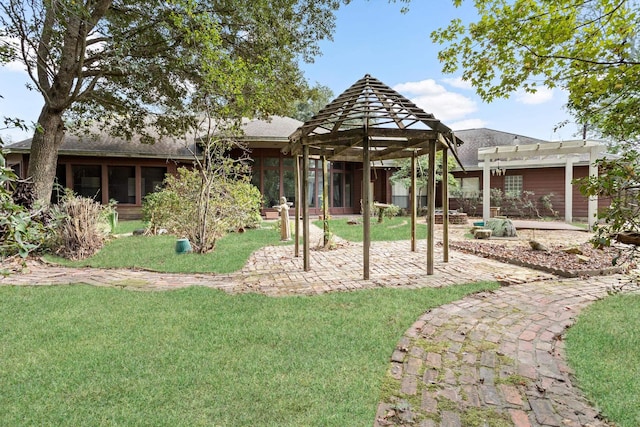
[
  {"x1": 565, "y1": 156, "x2": 574, "y2": 223},
  {"x1": 482, "y1": 158, "x2": 491, "y2": 222},
  {"x1": 588, "y1": 147, "x2": 599, "y2": 230}
]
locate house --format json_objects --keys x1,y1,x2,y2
[
  {"x1": 448, "y1": 128, "x2": 609, "y2": 223},
  {"x1": 4, "y1": 116, "x2": 378, "y2": 219},
  {"x1": 5, "y1": 121, "x2": 607, "y2": 223}
]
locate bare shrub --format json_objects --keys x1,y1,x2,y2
[{"x1": 51, "y1": 191, "x2": 112, "y2": 260}]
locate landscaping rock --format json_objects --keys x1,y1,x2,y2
[
  {"x1": 485, "y1": 218, "x2": 517, "y2": 237},
  {"x1": 474, "y1": 229, "x2": 492, "y2": 239},
  {"x1": 529, "y1": 240, "x2": 550, "y2": 252},
  {"x1": 561, "y1": 246, "x2": 583, "y2": 255}
]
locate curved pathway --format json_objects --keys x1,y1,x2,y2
[{"x1": 375, "y1": 275, "x2": 623, "y2": 427}]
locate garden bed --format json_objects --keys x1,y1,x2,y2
[{"x1": 449, "y1": 240, "x2": 628, "y2": 277}]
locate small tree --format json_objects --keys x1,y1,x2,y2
[
  {"x1": 576, "y1": 151, "x2": 640, "y2": 264},
  {"x1": 390, "y1": 152, "x2": 459, "y2": 208}
]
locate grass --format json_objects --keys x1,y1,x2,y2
[
  {"x1": 47, "y1": 222, "x2": 288, "y2": 274},
  {"x1": 0, "y1": 282, "x2": 498, "y2": 426},
  {"x1": 113, "y1": 219, "x2": 147, "y2": 234},
  {"x1": 314, "y1": 216, "x2": 428, "y2": 242},
  {"x1": 565, "y1": 293, "x2": 640, "y2": 427}
]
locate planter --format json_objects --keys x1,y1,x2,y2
[{"x1": 175, "y1": 238, "x2": 192, "y2": 254}]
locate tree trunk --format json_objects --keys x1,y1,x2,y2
[{"x1": 27, "y1": 107, "x2": 66, "y2": 205}]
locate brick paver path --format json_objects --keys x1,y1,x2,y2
[
  {"x1": 375, "y1": 275, "x2": 623, "y2": 427},
  {"x1": 1, "y1": 223, "x2": 630, "y2": 426}
]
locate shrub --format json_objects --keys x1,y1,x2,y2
[
  {"x1": 0, "y1": 152, "x2": 53, "y2": 259},
  {"x1": 50, "y1": 190, "x2": 112, "y2": 260},
  {"x1": 450, "y1": 188, "x2": 481, "y2": 216},
  {"x1": 142, "y1": 168, "x2": 262, "y2": 253}
]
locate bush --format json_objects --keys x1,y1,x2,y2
[
  {"x1": 0, "y1": 152, "x2": 53, "y2": 259},
  {"x1": 50, "y1": 190, "x2": 112, "y2": 260},
  {"x1": 142, "y1": 168, "x2": 262, "y2": 253}
]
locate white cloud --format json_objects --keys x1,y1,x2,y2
[
  {"x1": 515, "y1": 86, "x2": 554, "y2": 105},
  {"x1": 393, "y1": 78, "x2": 477, "y2": 121},
  {"x1": 442, "y1": 76, "x2": 473, "y2": 90},
  {"x1": 449, "y1": 118, "x2": 487, "y2": 131}
]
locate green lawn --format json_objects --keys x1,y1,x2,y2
[
  {"x1": 566, "y1": 293, "x2": 640, "y2": 426},
  {"x1": 314, "y1": 216, "x2": 427, "y2": 242},
  {"x1": 0, "y1": 282, "x2": 497, "y2": 426},
  {"x1": 47, "y1": 224, "x2": 288, "y2": 274}
]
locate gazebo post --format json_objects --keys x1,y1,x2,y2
[
  {"x1": 426, "y1": 142, "x2": 436, "y2": 275},
  {"x1": 411, "y1": 150, "x2": 417, "y2": 252},
  {"x1": 322, "y1": 155, "x2": 329, "y2": 246},
  {"x1": 442, "y1": 146, "x2": 449, "y2": 262},
  {"x1": 294, "y1": 154, "x2": 300, "y2": 257},
  {"x1": 302, "y1": 145, "x2": 310, "y2": 271},
  {"x1": 363, "y1": 134, "x2": 371, "y2": 280}
]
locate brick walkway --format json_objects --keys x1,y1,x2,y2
[{"x1": 0, "y1": 223, "x2": 630, "y2": 426}]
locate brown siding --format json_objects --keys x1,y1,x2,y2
[{"x1": 450, "y1": 165, "x2": 608, "y2": 220}]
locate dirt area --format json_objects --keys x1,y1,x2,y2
[{"x1": 439, "y1": 222, "x2": 628, "y2": 277}]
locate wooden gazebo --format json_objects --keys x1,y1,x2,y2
[{"x1": 286, "y1": 74, "x2": 464, "y2": 279}]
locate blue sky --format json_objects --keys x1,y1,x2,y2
[{"x1": 1, "y1": 0, "x2": 578, "y2": 144}]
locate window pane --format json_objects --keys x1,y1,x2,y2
[
  {"x1": 251, "y1": 167, "x2": 261, "y2": 191},
  {"x1": 308, "y1": 170, "x2": 316, "y2": 207},
  {"x1": 283, "y1": 158, "x2": 294, "y2": 168},
  {"x1": 108, "y1": 166, "x2": 136, "y2": 204},
  {"x1": 504, "y1": 175, "x2": 523, "y2": 197},
  {"x1": 52, "y1": 164, "x2": 67, "y2": 204},
  {"x1": 264, "y1": 157, "x2": 279, "y2": 168},
  {"x1": 263, "y1": 169, "x2": 280, "y2": 208},
  {"x1": 462, "y1": 177, "x2": 480, "y2": 197},
  {"x1": 141, "y1": 167, "x2": 166, "y2": 198},
  {"x1": 332, "y1": 172, "x2": 343, "y2": 207},
  {"x1": 344, "y1": 173, "x2": 352, "y2": 207},
  {"x1": 283, "y1": 169, "x2": 295, "y2": 206},
  {"x1": 73, "y1": 165, "x2": 101, "y2": 199}
]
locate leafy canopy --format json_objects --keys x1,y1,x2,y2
[
  {"x1": 0, "y1": 0, "x2": 345, "y2": 136},
  {"x1": 430, "y1": 0, "x2": 640, "y2": 146}
]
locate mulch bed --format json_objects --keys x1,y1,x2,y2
[{"x1": 449, "y1": 240, "x2": 629, "y2": 277}]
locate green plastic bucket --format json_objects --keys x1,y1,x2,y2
[{"x1": 175, "y1": 238, "x2": 192, "y2": 254}]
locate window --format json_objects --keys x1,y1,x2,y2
[
  {"x1": 141, "y1": 167, "x2": 167, "y2": 198},
  {"x1": 456, "y1": 177, "x2": 480, "y2": 198},
  {"x1": 108, "y1": 166, "x2": 136, "y2": 204},
  {"x1": 72, "y1": 165, "x2": 101, "y2": 199},
  {"x1": 504, "y1": 175, "x2": 523, "y2": 197}
]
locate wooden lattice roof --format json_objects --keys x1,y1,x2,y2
[{"x1": 287, "y1": 74, "x2": 464, "y2": 165}]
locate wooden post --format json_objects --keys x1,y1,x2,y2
[
  {"x1": 410, "y1": 151, "x2": 417, "y2": 252},
  {"x1": 302, "y1": 145, "x2": 310, "y2": 271},
  {"x1": 322, "y1": 155, "x2": 329, "y2": 247},
  {"x1": 294, "y1": 155, "x2": 300, "y2": 257},
  {"x1": 363, "y1": 135, "x2": 371, "y2": 280},
  {"x1": 426, "y1": 142, "x2": 436, "y2": 275},
  {"x1": 442, "y1": 147, "x2": 449, "y2": 263}
]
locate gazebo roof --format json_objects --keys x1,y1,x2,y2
[{"x1": 287, "y1": 74, "x2": 464, "y2": 165}]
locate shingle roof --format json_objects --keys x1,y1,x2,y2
[
  {"x1": 4, "y1": 116, "x2": 302, "y2": 159},
  {"x1": 453, "y1": 128, "x2": 547, "y2": 168}
]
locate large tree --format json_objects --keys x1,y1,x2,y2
[
  {"x1": 0, "y1": 0, "x2": 344, "y2": 203},
  {"x1": 429, "y1": 0, "x2": 640, "y2": 147}
]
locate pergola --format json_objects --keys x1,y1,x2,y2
[
  {"x1": 478, "y1": 140, "x2": 604, "y2": 230},
  {"x1": 286, "y1": 74, "x2": 464, "y2": 279}
]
